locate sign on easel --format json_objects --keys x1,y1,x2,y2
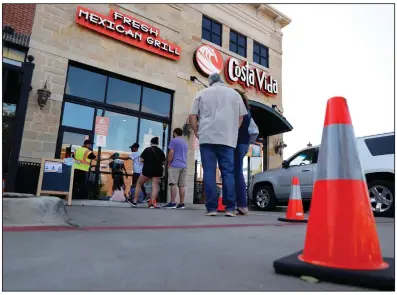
[{"x1": 37, "y1": 158, "x2": 75, "y2": 205}]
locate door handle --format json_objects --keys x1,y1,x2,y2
[{"x1": 302, "y1": 169, "x2": 310, "y2": 172}]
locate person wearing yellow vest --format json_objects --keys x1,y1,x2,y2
[{"x1": 72, "y1": 139, "x2": 98, "y2": 199}]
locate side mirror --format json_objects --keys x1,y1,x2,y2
[{"x1": 282, "y1": 160, "x2": 289, "y2": 168}]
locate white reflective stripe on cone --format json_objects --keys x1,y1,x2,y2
[
  {"x1": 289, "y1": 185, "x2": 302, "y2": 200},
  {"x1": 316, "y1": 124, "x2": 365, "y2": 181}
]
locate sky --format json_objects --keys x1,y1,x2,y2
[{"x1": 271, "y1": 4, "x2": 395, "y2": 159}]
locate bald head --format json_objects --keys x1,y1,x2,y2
[{"x1": 208, "y1": 73, "x2": 223, "y2": 86}]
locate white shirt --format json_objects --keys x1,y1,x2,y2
[
  {"x1": 189, "y1": 82, "x2": 247, "y2": 148},
  {"x1": 129, "y1": 152, "x2": 143, "y2": 174}
]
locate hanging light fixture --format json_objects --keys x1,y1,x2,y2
[
  {"x1": 182, "y1": 117, "x2": 192, "y2": 138},
  {"x1": 275, "y1": 139, "x2": 287, "y2": 157},
  {"x1": 37, "y1": 81, "x2": 51, "y2": 110}
]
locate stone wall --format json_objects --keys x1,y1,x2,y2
[{"x1": 24, "y1": 4, "x2": 288, "y2": 202}]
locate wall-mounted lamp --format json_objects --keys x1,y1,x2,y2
[
  {"x1": 190, "y1": 76, "x2": 207, "y2": 88},
  {"x1": 182, "y1": 117, "x2": 192, "y2": 138},
  {"x1": 37, "y1": 81, "x2": 51, "y2": 110},
  {"x1": 275, "y1": 139, "x2": 287, "y2": 157}
]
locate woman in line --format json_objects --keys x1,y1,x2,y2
[
  {"x1": 109, "y1": 153, "x2": 128, "y2": 200},
  {"x1": 234, "y1": 89, "x2": 251, "y2": 215},
  {"x1": 131, "y1": 137, "x2": 166, "y2": 208}
]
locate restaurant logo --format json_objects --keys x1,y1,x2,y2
[
  {"x1": 193, "y1": 45, "x2": 224, "y2": 77},
  {"x1": 193, "y1": 46, "x2": 277, "y2": 97},
  {"x1": 76, "y1": 6, "x2": 181, "y2": 61},
  {"x1": 225, "y1": 57, "x2": 278, "y2": 97}
]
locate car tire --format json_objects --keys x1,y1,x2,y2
[
  {"x1": 303, "y1": 202, "x2": 311, "y2": 213},
  {"x1": 253, "y1": 184, "x2": 277, "y2": 211},
  {"x1": 367, "y1": 180, "x2": 394, "y2": 218}
]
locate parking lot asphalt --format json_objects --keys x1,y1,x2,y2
[{"x1": 3, "y1": 206, "x2": 395, "y2": 291}]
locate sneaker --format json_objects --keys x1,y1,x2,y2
[
  {"x1": 225, "y1": 211, "x2": 237, "y2": 217},
  {"x1": 236, "y1": 207, "x2": 249, "y2": 215},
  {"x1": 205, "y1": 211, "x2": 217, "y2": 216},
  {"x1": 148, "y1": 204, "x2": 156, "y2": 209},
  {"x1": 176, "y1": 203, "x2": 185, "y2": 209},
  {"x1": 148, "y1": 199, "x2": 157, "y2": 208},
  {"x1": 163, "y1": 202, "x2": 177, "y2": 209},
  {"x1": 130, "y1": 202, "x2": 138, "y2": 208}
]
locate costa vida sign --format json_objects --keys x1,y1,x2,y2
[
  {"x1": 193, "y1": 45, "x2": 278, "y2": 97},
  {"x1": 76, "y1": 6, "x2": 181, "y2": 61}
]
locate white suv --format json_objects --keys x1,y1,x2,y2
[{"x1": 248, "y1": 132, "x2": 395, "y2": 217}]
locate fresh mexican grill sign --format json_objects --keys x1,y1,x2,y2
[
  {"x1": 193, "y1": 45, "x2": 277, "y2": 97},
  {"x1": 76, "y1": 6, "x2": 181, "y2": 61}
]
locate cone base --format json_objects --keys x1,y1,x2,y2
[
  {"x1": 273, "y1": 250, "x2": 395, "y2": 291},
  {"x1": 278, "y1": 217, "x2": 307, "y2": 223}
]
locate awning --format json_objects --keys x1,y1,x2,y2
[{"x1": 249, "y1": 100, "x2": 293, "y2": 137}]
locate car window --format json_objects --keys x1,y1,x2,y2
[
  {"x1": 364, "y1": 135, "x2": 395, "y2": 156},
  {"x1": 289, "y1": 149, "x2": 316, "y2": 167}
]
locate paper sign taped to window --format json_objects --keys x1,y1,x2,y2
[
  {"x1": 97, "y1": 134, "x2": 107, "y2": 147},
  {"x1": 44, "y1": 162, "x2": 62, "y2": 173}
]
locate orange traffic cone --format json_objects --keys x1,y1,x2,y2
[
  {"x1": 217, "y1": 196, "x2": 225, "y2": 212},
  {"x1": 278, "y1": 177, "x2": 307, "y2": 223},
  {"x1": 273, "y1": 97, "x2": 394, "y2": 291}
]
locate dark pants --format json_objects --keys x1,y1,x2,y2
[
  {"x1": 200, "y1": 144, "x2": 236, "y2": 212},
  {"x1": 112, "y1": 172, "x2": 125, "y2": 191},
  {"x1": 73, "y1": 169, "x2": 88, "y2": 199},
  {"x1": 234, "y1": 144, "x2": 249, "y2": 208},
  {"x1": 132, "y1": 173, "x2": 147, "y2": 197}
]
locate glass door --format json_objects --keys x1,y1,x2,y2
[
  {"x1": 2, "y1": 64, "x2": 22, "y2": 177},
  {"x1": 56, "y1": 127, "x2": 93, "y2": 159}
]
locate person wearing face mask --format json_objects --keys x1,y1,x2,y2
[
  {"x1": 131, "y1": 137, "x2": 166, "y2": 208},
  {"x1": 72, "y1": 139, "x2": 98, "y2": 199}
]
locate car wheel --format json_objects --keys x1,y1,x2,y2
[
  {"x1": 253, "y1": 184, "x2": 277, "y2": 211},
  {"x1": 367, "y1": 180, "x2": 394, "y2": 217},
  {"x1": 303, "y1": 202, "x2": 311, "y2": 213}
]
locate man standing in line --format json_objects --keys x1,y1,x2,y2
[
  {"x1": 189, "y1": 73, "x2": 247, "y2": 217},
  {"x1": 73, "y1": 139, "x2": 97, "y2": 199},
  {"x1": 163, "y1": 128, "x2": 188, "y2": 209},
  {"x1": 121, "y1": 143, "x2": 147, "y2": 202}
]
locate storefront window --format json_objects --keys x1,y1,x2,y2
[
  {"x1": 60, "y1": 131, "x2": 90, "y2": 159},
  {"x1": 65, "y1": 66, "x2": 107, "y2": 102},
  {"x1": 61, "y1": 102, "x2": 95, "y2": 130},
  {"x1": 59, "y1": 62, "x2": 173, "y2": 202},
  {"x1": 141, "y1": 87, "x2": 171, "y2": 117},
  {"x1": 106, "y1": 77, "x2": 141, "y2": 110},
  {"x1": 95, "y1": 111, "x2": 138, "y2": 153},
  {"x1": 138, "y1": 119, "x2": 169, "y2": 153}
]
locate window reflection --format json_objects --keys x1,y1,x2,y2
[
  {"x1": 138, "y1": 119, "x2": 169, "y2": 153},
  {"x1": 62, "y1": 102, "x2": 95, "y2": 130},
  {"x1": 94, "y1": 111, "x2": 138, "y2": 153},
  {"x1": 66, "y1": 66, "x2": 107, "y2": 102},
  {"x1": 60, "y1": 132, "x2": 90, "y2": 159},
  {"x1": 106, "y1": 78, "x2": 141, "y2": 110},
  {"x1": 141, "y1": 87, "x2": 171, "y2": 117}
]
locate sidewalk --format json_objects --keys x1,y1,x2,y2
[
  {"x1": 3, "y1": 206, "x2": 394, "y2": 291},
  {"x1": 63, "y1": 199, "x2": 207, "y2": 210}
]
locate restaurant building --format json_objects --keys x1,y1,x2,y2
[{"x1": 12, "y1": 4, "x2": 293, "y2": 204}]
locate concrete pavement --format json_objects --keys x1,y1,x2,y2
[{"x1": 3, "y1": 206, "x2": 394, "y2": 291}]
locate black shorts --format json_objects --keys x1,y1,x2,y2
[{"x1": 142, "y1": 167, "x2": 163, "y2": 178}]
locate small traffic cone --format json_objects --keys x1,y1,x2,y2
[
  {"x1": 217, "y1": 196, "x2": 226, "y2": 212},
  {"x1": 278, "y1": 177, "x2": 307, "y2": 223},
  {"x1": 273, "y1": 97, "x2": 394, "y2": 291}
]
